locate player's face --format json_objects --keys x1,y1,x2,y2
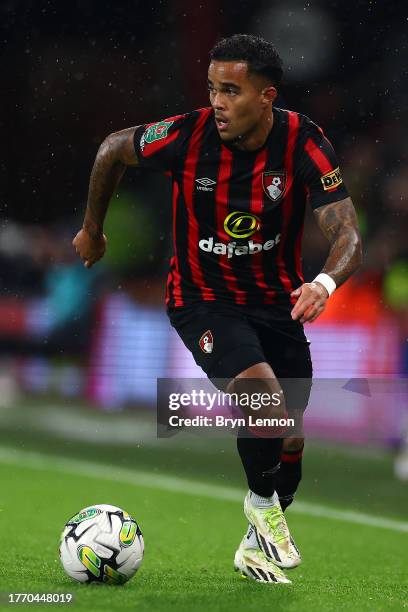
[{"x1": 208, "y1": 61, "x2": 275, "y2": 142}]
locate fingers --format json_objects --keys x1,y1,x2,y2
[
  {"x1": 77, "y1": 252, "x2": 101, "y2": 268},
  {"x1": 291, "y1": 295, "x2": 315, "y2": 320},
  {"x1": 290, "y1": 287, "x2": 303, "y2": 320},
  {"x1": 72, "y1": 242, "x2": 92, "y2": 267},
  {"x1": 307, "y1": 308, "x2": 324, "y2": 323},
  {"x1": 72, "y1": 229, "x2": 106, "y2": 268},
  {"x1": 299, "y1": 303, "x2": 325, "y2": 324},
  {"x1": 83, "y1": 252, "x2": 104, "y2": 268},
  {"x1": 291, "y1": 283, "x2": 327, "y2": 322},
  {"x1": 297, "y1": 304, "x2": 314, "y2": 323},
  {"x1": 290, "y1": 287, "x2": 302, "y2": 298},
  {"x1": 299, "y1": 305, "x2": 317, "y2": 324}
]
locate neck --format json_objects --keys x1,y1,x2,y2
[{"x1": 232, "y1": 107, "x2": 274, "y2": 151}]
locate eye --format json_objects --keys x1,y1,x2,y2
[{"x1": 226, "y1": 88, "x2": 238, "y2": 97}]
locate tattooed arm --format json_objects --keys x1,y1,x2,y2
[
  {"x1": 291, "y1": 197, "x2": 362, "y2": 323},
  {"x1": 73, "y1": 127, "x2": 138, "y2": 268},
  {"x1": 313, "y1": 197, "x2": 362, "y2": 286}
]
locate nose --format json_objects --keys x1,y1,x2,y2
[{"x1": 211, "y1": 91, "x2": 226, "y2": 111}]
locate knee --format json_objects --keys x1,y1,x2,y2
[
  {"x1": 282, "y1": 437, "x2": 304, "y2": 452},
  {"x1": 227, "y1": 361, "x2": 287, "y2": 418}
]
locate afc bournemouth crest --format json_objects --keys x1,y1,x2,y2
[
  {"x1": 262, "y1": 171, "x2": 286, "y2": 202},
  {"x1": 199, "y1": 330, "x2": 213, "y2": 354}
]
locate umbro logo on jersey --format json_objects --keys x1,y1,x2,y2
[{"x1": 196, "y1": 177, "x2": 216, "y2": 191}]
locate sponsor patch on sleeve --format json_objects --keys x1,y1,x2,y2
[
  {"x1": 320, "y1": 166, "x2": 343, "y2": 191},
  {"x1": 140, "y1": 120, "x2": 174, "y2": 151}
]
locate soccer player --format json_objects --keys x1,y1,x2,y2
[{"x1": 73, "y1": 34, "x2": 362, "y2": 584}]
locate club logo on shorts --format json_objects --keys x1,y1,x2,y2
[
  {"x1": 199, "y1": 330, "x2": 213, "y2": 354},
  {"x1": 224, "y1": 211, "x2": 261, "y2": 239},
  {"x1": 262, "y1": 171, "x2": 286, "y2": 202}
]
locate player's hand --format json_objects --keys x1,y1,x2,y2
[
  {"x1": 72, "y1": 227, "x2": 107, "y2": 268},
  {"x1": 290, "y1": 282, "x2": 329, "y2": 324}
]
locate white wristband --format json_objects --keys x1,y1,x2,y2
[{"x1": 313, "y1": 273, "x2": 336, "y2": 297}]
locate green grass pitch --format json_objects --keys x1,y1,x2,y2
[
  {"x1": 0, "y1": 455, "x2": 406, "y2": 610},
  {"x1": 0, "y1": 398, "x2": 408, "y2": 612}
]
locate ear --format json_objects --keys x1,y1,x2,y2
[{"x1": 262, "y1": 86, "x2": 277, "y2": 104}]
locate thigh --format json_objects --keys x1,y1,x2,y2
[
  {"x1": 168, "y1": 304, "x2": 266, "y2": 380},
  {"x1": 257, "y1": 323, "x2": 313, "y2": 412}
]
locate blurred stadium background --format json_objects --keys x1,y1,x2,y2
[{"x1": 1, "y1": 0, "x2": 407, "y2": 538}]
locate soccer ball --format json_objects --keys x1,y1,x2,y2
[{"x1": 59, "y1": 504, "x2": 144, "y2": 584}]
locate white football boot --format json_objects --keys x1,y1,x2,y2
[
  {"x1": 244, "y1": 491, "x2": 301, "y2": 569},
  {"x1": 234, "y1": 526, "x2": 291, "y2": 584}
]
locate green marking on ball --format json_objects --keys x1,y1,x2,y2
[
  {"x1": 78, "y1": 545, "x2": 101, "y2": 577},
  {"x1": 103, "y1": 564, "x2": 128, "y2": 585},
  {"x1": 120, "y1": 520, "x2": 137, "y2": 546},
  {"x1": 70, "y1": 507, "x2": 101, "y2": 525}
]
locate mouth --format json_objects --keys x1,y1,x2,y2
[{"x1": 215, "y1": 116, "x2": 230, "y2": 132}]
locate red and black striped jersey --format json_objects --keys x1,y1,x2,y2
[{"x1": 133, "y1": 107, "x2": 348, "y2": 310}]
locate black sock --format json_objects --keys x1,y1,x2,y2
[
  {"x1": 275, "y1": 445, "x2": 304, "y2": 511},
  {"x1": 237, "y1": 428, "x2": 283, "y2": 497}
]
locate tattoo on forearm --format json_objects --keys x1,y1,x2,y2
[
  {"x1": 84, "y1": 128, "x2": 137, "y2": 237},
  {"x1": 314, "y1": 197, "x2": 362, "y2": 287}
]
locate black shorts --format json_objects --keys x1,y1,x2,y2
[{"x1": 168, "y1": 302, "x2": 313, "y2": 410}]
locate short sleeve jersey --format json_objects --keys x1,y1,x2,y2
[{"x1": 133, "y1": 107, "x2": 348, "y2": 309}]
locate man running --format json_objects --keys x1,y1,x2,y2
[{"x1": 73, "y1": 34, "x2": 362, "y2": 584}]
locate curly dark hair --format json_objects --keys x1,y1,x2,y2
[{"x1": 209, "y1": 34, "x2": 283, "y2": 87}]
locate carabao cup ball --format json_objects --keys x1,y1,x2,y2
[{"x1": 59, "y1": 504, "x2": 144, "y2": 584}]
